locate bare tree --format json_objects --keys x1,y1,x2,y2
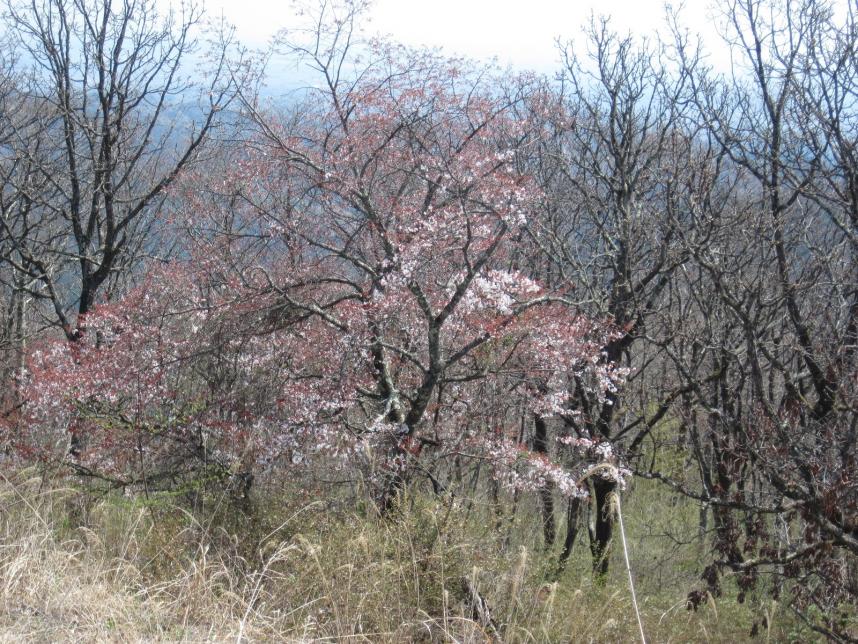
[
  {"x1": 524, "y1": 18, "x2": 699, "y2": 577},
  {"x1": 0, "y1": 0, "x2": 244, "y2": 341},
  {"x1": 0, "y1": 42, "x2": 57, "y2": 411},
  {"x1": 655, "y1": 1, "x2": 858, "y2": 637}
]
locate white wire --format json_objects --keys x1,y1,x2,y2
[{"x1": 616, "y1": 492, "x2": 646, "y2": 644}]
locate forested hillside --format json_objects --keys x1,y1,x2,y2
[{"x1": 1, "y1": 0, "x2": 856, "y2": 641}]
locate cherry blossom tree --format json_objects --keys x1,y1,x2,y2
[
  {"x1": 4, "y1": 3, "x2": 623, "y2": 516},
  {"x1": 226, "y1": 32, "x2": 624, "y2": 509}
]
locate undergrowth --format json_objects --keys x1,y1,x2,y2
[{"x1": 0, "y1": 469, "x2": 823, "y2": 642}]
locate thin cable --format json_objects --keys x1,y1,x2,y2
[{"x1": 616, "y1": 492, "x2": 646, "y2": 644}]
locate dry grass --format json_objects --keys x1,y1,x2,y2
[
  {"x1": 0, "y1": 471, "x2": 506, "y2": 642},
  {"x1": 0, "y1": 470, "x2": 818, "y2": 642}
]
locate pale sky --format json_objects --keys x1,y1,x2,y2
[{"x1": 203, "y1": 0, "x2": 728, "y2": 74}]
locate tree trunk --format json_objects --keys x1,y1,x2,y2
[
  {"x1": 589, "y1": 477, "x2": 617, "y2": 580},
  {"x1": 556, "y1": 496, "x2": 583, "y2": 576},
  {"x1": 533, "y1": 415, "x2": 556, "y2": 548}
]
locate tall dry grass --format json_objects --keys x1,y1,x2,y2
[
  {"x1": 0, "y1": 470, "x2": 816, "y2": 642},
  {"x1": 0, "y1": 471, "x2": 525, "y2": 642}
]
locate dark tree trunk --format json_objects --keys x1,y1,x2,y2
[
  {"x1": 533, "y1": 415, "x2": 556, "y2": 548},
  {"x1": 589, "y1": 477, "x2": 617, "y2": 580},
  {"x1": 556, "y1": 496, "x2": 584, "y2": 576}
]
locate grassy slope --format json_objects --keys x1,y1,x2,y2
[{"x1": 0, "y1": 469, "x2": 821, "y2": 643}]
